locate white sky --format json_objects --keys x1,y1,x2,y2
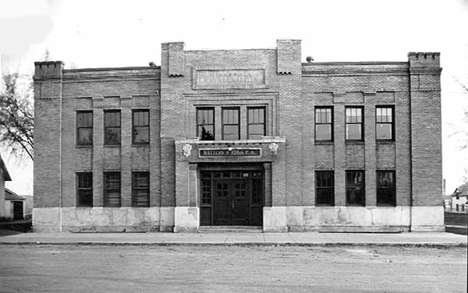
[{"x1": 0, "y1": 0, "x2": 467, "y2": 195}]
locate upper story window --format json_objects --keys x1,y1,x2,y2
[
  {"x1": 133, "y1": 110, "x2": 149, "y2": 144},
  {"x1": 315, "y1": 107, "x2": 333, "y2": 142},
  {"x1": 197, "y1": 108, "x2": 215, "y2": 141},
  {"x1": 76, "y1": 111, "x2": 93, "y2": 145},
  {"x1": 247, "y1": 107, "x2": 265, "y2": 139},
  {"x1": 104, "y1": 110, "x2": 121, "y2": 145},
  {"x1": 222, "y1": 108, "x2": 240, "y2": 140},
  {"x1": 376, "y1": 106, "x2": 394, "y2": 141},
  {"x1": 77, "y1": 172, "x2": 93, "y2": 207},
  {"x1": 345, "y1": 107, "x2": 364, "y2": 141}
]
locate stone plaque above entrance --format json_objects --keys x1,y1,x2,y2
[
  {"x1": 194, "y1": 69, "x2": 265, "y2": 90},
  {"x1": 199, "y1": 148, "x2": 261, "y2": 157}
]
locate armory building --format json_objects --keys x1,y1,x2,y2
[{"x1": 33, "y1": 40, "x2": 443, "y2": 232}]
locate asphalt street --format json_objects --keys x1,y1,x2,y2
[{"x1": 0, "y1": 244, "x2": 466, "y2": 293}]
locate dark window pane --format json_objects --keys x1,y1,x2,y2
[
  {"x1": 132, "y1": 172, "x2": 149, "y2": 207},
  {"x1": 346, "y1": 124, "x2": 362, "y2": 140},
  {"x1": 77, "y1": 173, "x2": 93, "y2": 207},
  {"x1": 133, "y1": 111, "x2": 149, "y2": 126},
  {"x1": 78, "y1": 128, "x2": 93, "y2": 145},
  {"x1": 197, "y1": 108, "x2": 215, "y2": 140},
  {"x1": 346, "y1": 171, "x2": 365, "y2": 206},
  {"x1": 133, "y1": 126, "x2": 149, "y2": 144},
  {"x1": 316, "y1": 171, "x2": 334, "y2": 206},
  {"x1": 198, "y1": 125, "x2": 215, "y2": 140},
  {"x1": 105, "y1": 128, "x2": 121, "y2": 145}
]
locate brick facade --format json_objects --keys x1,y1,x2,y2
[{"x1": 32, "y1": 41, "x2": 443, "y2": 232}]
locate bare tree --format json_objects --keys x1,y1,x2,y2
[{"x1": 0, "y1": 73, "x2": 34, "y2": 161}]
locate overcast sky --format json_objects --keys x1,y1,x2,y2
[{"x1": 1, "y1": 0, "x2": 467, "y2": 194}]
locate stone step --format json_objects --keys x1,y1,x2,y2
[{"x1": 198, "y1": 226, "x2": 263, "y2": 233}]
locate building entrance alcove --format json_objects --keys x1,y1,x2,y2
[{"x1": 199, "y1": 164, "x2": 264, "y2": 226}]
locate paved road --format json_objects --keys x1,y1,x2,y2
[{"x1": 0, "y1": 245, "x2": 466, "y2": 293}]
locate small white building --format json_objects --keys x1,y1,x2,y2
[
  {"x1": 0, "y1": 153, "x2": 12, "y2": 220},
  {"x1": 450, "y1": 183, "x2": 468, "y2": 213},
  {"x1": 4, "y1": 188, "x2": 25, "y2": 220}
]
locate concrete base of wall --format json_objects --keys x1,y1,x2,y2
[
  {"x1": 32, "y1": 205, "x2": 444, "y2": 233},
  {"x1": 33, "y1": 207, "x2": 175, "y2": 233}
]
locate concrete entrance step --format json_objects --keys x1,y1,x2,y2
[{"x1": 199, "y1": 226, "x2": 263, "y2": 233}]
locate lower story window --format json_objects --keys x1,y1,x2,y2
[
  {"x1": 77, "y1": 172, "x2": 93, "y2": 207},
  {"x1": 316, "y1": 171, "x2": 334, "y2": 206},
  {"x1": 346, "y1": 171, "x2": 365, "y2": 206},
  {"x1": 104, "y1": 172, "x2": 121, "y2": 207},
  {"x1": 377, "y1": 171, "x2": 396, "y2": 206},
  {"x1": 132, "y1": 172, "x2": 149, "y2": 207}
]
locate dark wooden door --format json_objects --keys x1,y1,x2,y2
[
  {"x1": 213, "y1": 179, "x2": 250, "y2": 225},
  {"x1": 13, "y1": 201, "x2": 23, "y2": 220}
]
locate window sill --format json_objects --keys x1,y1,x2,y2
[
  {"x1": 76, "y1": 145, "x2": 93, "y2": 148},
  {"x1": 345, "y1": 141, "x2": 365, "y2": 145},
  {"x1": 132, "y1": 143, "x2": 150, "y2": 147},
  {"x1": 376, "y1": 140, "x2": 395, "y2": 145},
  {"x1": 104, "y1": 145, "x2": 121, "y2": 148},
  {"x1": 315, "y1": 141, "x2": 334, "y2": 145}
]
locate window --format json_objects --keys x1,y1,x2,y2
[
  {"x1": 132, "y1": 172, "x2": 149, "y2": 207},
  {"x1": 315, "y1": 107, "x2": 333, "y2": 141},
  {"x1": 197, "y1": 108, "x2": 215, "y2": 140},
  {"x1": 346, "y1": 171, "x2": 365, "y2": 206},
  {"x1": 104, "y1": 172, "x2": 121, "y2": 207},
  {"x1": 316, "y1": 171, "x2": 334, "y2": 206},
  {"x1": 376, "y1": 106, "x2": 394, "y2": 140},
  {"x1": 104, "y1": 110, "x2": 121, "y2": 145},
  {"x1": 247, "y1": 107, "x2": 266, "y2": 139},
  {"x1": 77, "y1": 172, "x2": 93, "y2": 207},
  {"x1": 376, "y1": 171, "x2": 396, "y2": 206},
  {"x1": 133, "y1": 110, "x2": 149, "y2": 144},
  {"x1": 346, "y1": 107, "x2": 364, "y2": 141},
  {"x1": 222, "y1": 108, "x2": 240, "y2": 140},
  {"x1": 76, "y1": 111, "x2": 93, "y2": 145}
]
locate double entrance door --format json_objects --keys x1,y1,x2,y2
[{"x1": 200, "y1": 168, "x2": 263, "y2": 226}]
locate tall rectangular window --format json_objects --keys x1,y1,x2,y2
[
  {"x1": 222, "y1": 108, "x2": 240, "y2": 140},
  {"x1": 76, "y1": 111, "x2": 93, "y2": 145},
  {"x1": 346, "y1": 107, "x2": 364, "y2": 141},
  {"x1": 133, "y1": 110, "x2": 149, "y2": 144},
  {"x1": 377, "y1": 171, "x2": 396, "y2": 206},
  {"x1": 315, "y1": 107, "x2": 333, "y2": 141},
  {"x1": 104, "y1": 172, "x2": 121, "y2": 207},
  {"x1": 247, "y1": 107, "x2": 266, "y2": 139},
  {"x1": 316, "y1": 171, "x2": 334, "y2": 206},
  {"x1": 132, "y1": 172, "x2": 149, "y2": 207},
  {"x1": 77, "y1": 172, "x2": 93, "y2": 207},
  {"x1": 104, "y1": 110, "x2": 121, "y2": 145},
  {"x1": 197, "y1": 108, "x2": 215, "y2": 140},
  {"x1": 346, "y1": 171, "x2": 365, "y2": 206},
  {"x1": 376, "y1": 106, "x2": 394, "y2": 141}
]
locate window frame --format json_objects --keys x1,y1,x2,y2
[
  {"x1": 376, "y1": 106, "x2": 395, "y2": 141},
  {"x1": 345, "y1": 107, "x2": 364, "y2": 141},
  {"x1": 315, "y1": 106, "x2": 334, "y2": 142},
  {"x1": 222, "y1": 107, "x2": 240, "y2": 140},
  {"x1": 103, "y1": 172, "x2": 121, "y2": 207},
  {"x1": 132, "y1": 109, "x2": 150, "y2": 145},
  {"x1": 196, "y1": 107, "x2": 215, "y2": 141},
  {"x1": 76, "y1": 111, "x2": 93, "y2": 146},
  {"x1": 132, "y1": 172, "x2": 150, "y2": 207},
  {"x1": 104, "y1": 110, "x2": 121, "y2": 146},
  {"x1": 315, "y1": 171, "x2": 335, "y2": 206},
  {"x1": 376, "y1": 170, "x2": 396, "y2": 206},
  {"x1": 247, "y1": 106, "x2": 266, "y2": 139},
  {"x1": 346, "y1": 170, "x2": 365, "y2": 206},
  {"x1": 76, "y1": 172, "x2": 93, "y2": 207}
]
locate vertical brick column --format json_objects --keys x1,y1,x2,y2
[
  {"x1": 364, "y1": 93, "x2": 376, "y2": 206},
  {"x1": 92, "y1": 103, "x2": 104, "y2": 207},
  {"x1": 333, "y1": 100, "x2": 346, "y2": 206},
  {"x1": 120, "y1": 99, "x2": 132, "y2": 207}
]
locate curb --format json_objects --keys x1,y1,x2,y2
[{"x1": 0, "y1": 242, "x2": 466, "y2": 248}]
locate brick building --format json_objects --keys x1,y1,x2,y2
[{"x1": 32, "y1": 40, "x2": 443, "y2": 232}]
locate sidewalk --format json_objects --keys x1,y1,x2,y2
[{"x1": 0, "y1": 231, "x2": 466, "y2": 247}]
